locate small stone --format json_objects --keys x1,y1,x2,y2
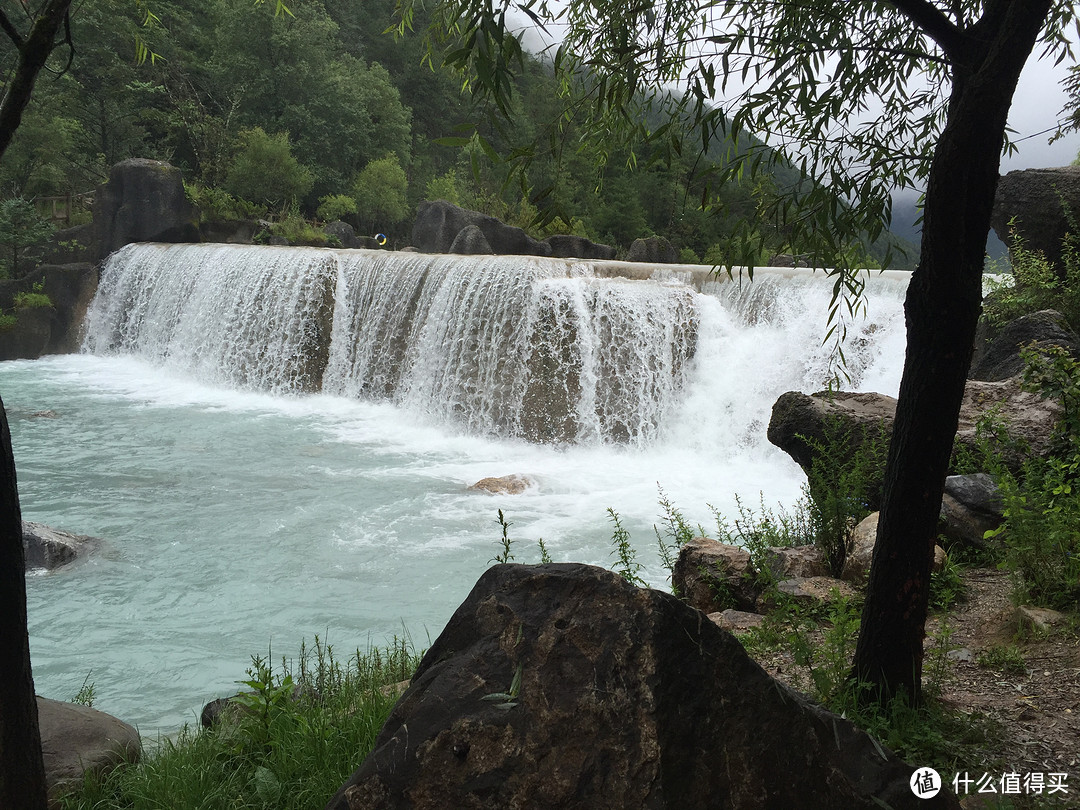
[
  {"x1": 708, "y1": 609, "x2": 766, "y2": 632},
  {"x1": 1015, "y1": 605, "x2": 1068, "y2": 634}
]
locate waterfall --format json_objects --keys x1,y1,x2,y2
[{"x1": 83, "y1": 243, "x2": 908, "y2": 445}]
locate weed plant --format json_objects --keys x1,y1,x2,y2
[
  {"x1": 984, "y1": 345, "x2": 1080, "y2": 610},
  {"x1": 61, "y1": 636, "x2": 420, "y2": 810},
  {"x1": 800, "y1": 415, "x2": 890, "y2": 576},
  {"x1": 983, "y1": 221, "x2": 1080, "y2": 332}
]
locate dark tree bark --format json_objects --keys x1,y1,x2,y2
[
  {"x1": 852, "y1": 0, "x2": 1055, "y2": 703},
  {"x1": 0, "y1": 396, "x2": 47, "y2": 808},
  {"x1": 0, "y1": 0, "x2": 73, "y2": 162}
]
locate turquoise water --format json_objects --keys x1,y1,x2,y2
[{"x1": 5, "y1": 259, "x2": 908, "y2": 736}]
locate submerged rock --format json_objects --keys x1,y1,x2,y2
[
  {"x1": 327, "y1": 563, "x2": 955, "y2": 809},
  {"x1": 468, "y1": 474, "x2": 535, "y2": 494},
  {"x1": 23, "y1": 521, "x2": 98, "y2": 571}
]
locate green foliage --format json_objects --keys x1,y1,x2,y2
[
  {"x1": 353, "y1": 154, "x2": 410, "y2": 231},
  {"x1": 537, "y1": 537, "x2": 553, "y2": 564},
  {"x1": 61, "y1": 636, "x2": 420, "y2": 809},
  {"x1": 0, "y1": 314, "x2": 17, "y2": 332},
  {"x1": 71, "y1": 672, "x2": 96, "y2": 708},
  {"x1": 928, "y1": 549, "x2": 967, "y2": 613},
  {"x1": 185, "y1": 182, "x2": 267, "y2": 222},
  {"x1": 981, "y1": 345, "x2": 1080, "y2": 610},
  {"x1": 224, "y1": 128, "x2": 314, "y2": 211},
  {"x1": 269, "y1": 212, "x2": 329, "y2": 246},
  {"x1": 653, "y1": 487, "x2": 698, "y2": 578},
  {"x1": 789, "y1": 594, "x2": 862, "y2": 704},
  {"x1": 13, "y1": 291, "x2": 53, "y2": 310},
  {"x1": 491, "y1": 509, "x2": 514, "y2": 564},
  {"x1": 316, "y1": 194, "x2": 358, "y2": 223},
  {"x1": 0, "y1": 197, "x2": 54, "y2": 278},
  {"x1": 983, "y1": 222, "x2": 1080, "y2": 331},
  {"x1": 677, "y1": 247, "x2": 701, "y2": 264},
  {"x1": 799, "y1": 416, "x2": 890, "y2": 577},
  {"x1": 976, "y1": 644, "x2": 1027, "y2": 676},
  {"x1": 607, "y1": 508, "x2": 646, "y2": 586}
]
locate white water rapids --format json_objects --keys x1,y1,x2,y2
[{"x1": 5, "y1": 243, "x2": 909, "y2": 733}]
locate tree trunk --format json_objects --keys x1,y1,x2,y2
[
  {"x1": 0, "y1": 0, "x2": 72, "y2": 162},
  {"x1": 0, "y1": 396, "x2": 48, "y2": 809},
  {"x1": 851, "y1": 0, "x2": 1054, "y2": 704}
]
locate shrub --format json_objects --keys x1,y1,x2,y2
[
  {"x1": 316, "y1": 194, "x2": 358, "y2": 223},
  {"x1": 13, "y1": 290, "x2": 52, "y2": 309},
  {"x1": 184, "y1": 182, "x2": 266, "y2": 223},
  {"x1": 987, "y1": 345, "x2": 1080, "y2": 610},
  {"x1": 799, "y1": 415, "x2": 890, "y2": 576},
  {"x1": 983, "y1": 220, "x2": 1080, "y2": 332},
  {"x1": 224, "y1": 128, "x2": 314, "y2": 212}
]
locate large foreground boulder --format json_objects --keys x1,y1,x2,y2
[
  {"x1": 991, "y1": 166, "x2": 1080, "y2": 280},
  {"x1": 93, "y1": 158, "x2": 198, "y2": 261},
  {"x1": 327, "y1": 563, "x2": 955, "y2": 810},
  {"x1": 38, "y1": 696, "x2": 140, "y2": 804}
]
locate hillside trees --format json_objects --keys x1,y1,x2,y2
[{"x1": 409, "y1": 0, "x2": 1076, "y2": 704}]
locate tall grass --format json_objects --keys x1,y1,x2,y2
[{"x1": 62, "y1": 636, "x2": 420, "y2": 810}]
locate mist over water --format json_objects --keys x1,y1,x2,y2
[{"x1": 6, "y1": 244, "x2": 909, "y2": 734}]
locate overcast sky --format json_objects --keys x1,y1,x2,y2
[{"x1": 1001, "y1": 53, "x2": 1078, "y2": 172}]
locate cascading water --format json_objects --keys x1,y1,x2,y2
[
  {"x1": 10, "y1": 242, "x2": 910, "y2": 734},
  {"x1": 86, "y1": 244, "x2": 700, "y2": 444}
]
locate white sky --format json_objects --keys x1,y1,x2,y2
[{"x1": 1002, "y1": 54, "x2": 1078, "y2": 171}]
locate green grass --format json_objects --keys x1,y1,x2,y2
[{"x1": 61, "y1": 636, "x2": 421, "y2": 809}]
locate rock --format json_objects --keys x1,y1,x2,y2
[
  {"x1": 626, "y1": 235, "x2": 678, "y2": 264},
  {"x1": 709, "y1": 608, "x2": 766, "y2": 632},
  {"x1": 672, "y1": 537, "x2": 759, "y2": 613},
  {"x1": 327, "y1": 563, "x2": 953, "y2": 810},
  {"x1": 767, "y1": 391, "x2": 893, "y2": 509},
  {"x1": 468, "y1": 475, "x2": 535, "y2": 494},
  {"x1": 841, "y1": 512, "x2": 879, "y2": 586},
  {"x1": 542, "y1": 234, "x2": 616, "y2": 260},
  {"x1": 23, "y1": 521, "x2": 98, "y2": 571},
  {"x1": 93, "y1": 158, "x2": 198, "y2": 261},
  {"x1": 0, "y1": 302, "x2": 52, "y2": 361},
  {"x1": 969, "y1": 310, "x2": 1080, "y2": 382},
  {"x1": 199, "y1": 219, "x2": 259, "y2": 244},
  {"x1": 200, "y1": 682, "x2": 314, "y2": 729},
  {"x1": 768, "y1": 378, "x2": 1063, "y2": 496},
  {"x1": 760, "y1": 544, "x2": 830, "y2": 580},
  {"x1": 768, "y1": 253, "x2": 810, "y2": 267},
  {"x1": 762, "y1": 576, "x2": 859, "y2": 611},
  {"x1": 842, "y1": 512, "x2": 947, "y2": 586},
  {"x1": 37, "y1": 696, "x2": 140, "y2": 803},
  {"x1": 955, "y1": 376, "x2": 1063, "y2": 473},
  {"x1": 991, "y1": 166, "x2": 1080, "y2": 280},
  {"x1": 323, "y1": 220, "x2": 361, "y2": 248},
  {"x1": 0, "y1": 262, "x2": 97, "y2": 359},
  {"x1": 411, "y1": 200, "x2": 550, "y2": 256},
  {"x1": 1014, "y1": 605, "x2": 1068, "y2": 634},
  {"x1": 448, "y1": 224, "x2": 494, "y2": 255},
  {"x1": 938, "y1": 474, "x2": 1004, "y2": 549},
  {"x1": 34, "y1": 222, "x2": 94, "y2": 265}
]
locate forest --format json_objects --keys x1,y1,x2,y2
[{"x1": 0, "y1": 0, "x2": 915, "y2": 266}]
